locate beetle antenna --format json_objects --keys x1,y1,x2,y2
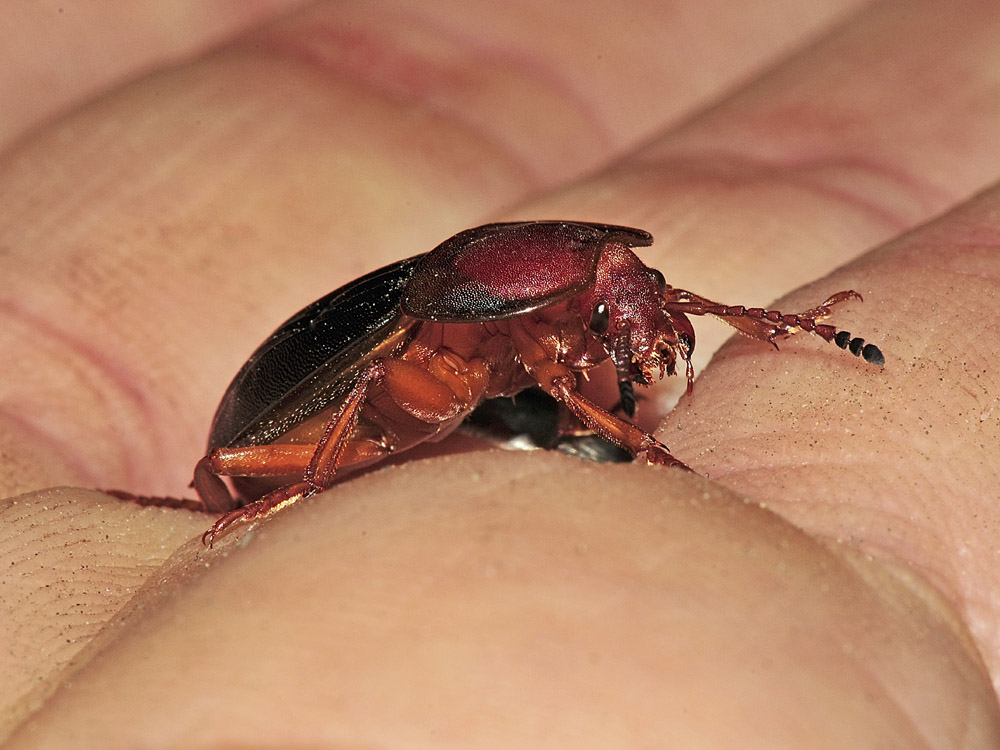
[
  {"x1": 618, "y1": 379, "x2": 637, "y2": 419},
  {"x1": 610, "y1": 326, "x2": 641, "y2": 418},
  {"x1": 832, "y1": 329, "x2": 885, "y2": 366}
]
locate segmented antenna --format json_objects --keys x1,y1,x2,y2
[
  {"x1": 618, "y1": 379, "x2": 637, "y2": 419},
  {"x1": 833, "y1": 330, "x2": 884, "y2": 366}
]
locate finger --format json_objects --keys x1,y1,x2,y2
[
  {"x1": 0, "y1": 1, "x2": 307, "y2": 148},
  {"x1": 8, "y1": 454, "x2": 998, "y2": 747},
  {"x1": 242, "y1": 0, "x2": 867, "y2": 178},
  {"x1": 0, "y1": 488, "x2": 207, "y2": 735},
  {"x1": 668, "y1": 181, "x2": 1000, "y2": 685}
]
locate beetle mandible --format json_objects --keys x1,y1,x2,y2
[{"x1": 184, "y1": 221, "x2": 883, "y2": 545}]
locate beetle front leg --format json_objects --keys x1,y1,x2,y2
[
  {"x1": 509, "y1": 320, "x2": 689, "y2": 470},
  {"x1": 542, "y1": 367, "x2": 689, "y2": 470}
]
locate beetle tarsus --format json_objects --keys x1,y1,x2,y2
[{"x1": 202, "y1": 481, "x2": 313, "y2": 547}]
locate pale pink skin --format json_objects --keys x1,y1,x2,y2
[{"x1": 5, "y1": 1, "x2": 1000, "y2": 748}]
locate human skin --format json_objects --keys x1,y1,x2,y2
[{"x1": 3, "y1": 1, "x2": 1000, "y2": 747}]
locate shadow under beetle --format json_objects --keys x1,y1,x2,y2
[{"x1": 167, "y1": 221, "x2": 883, "y2": 545}]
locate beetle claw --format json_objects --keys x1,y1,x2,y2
[{"x1": 641, "y1": 442, "x2": 691, "y2": 471}]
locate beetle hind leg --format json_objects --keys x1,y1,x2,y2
[
  {"x1": 197, "y1": 363, "x2": 388, "y2": 545},
  {"x1": 193, "y1": 455, "x2": 241, "y2": 512},
  {"x1": 201, "y1": 481, "x2": 313, "y2": 547}
]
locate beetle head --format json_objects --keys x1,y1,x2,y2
[{"x1": 584, "y1": 242, "x2": 695, "y2": 392}]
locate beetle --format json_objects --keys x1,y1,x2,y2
[{"x1": 184, "y1": 221, "x2": 883, "y2": 545}]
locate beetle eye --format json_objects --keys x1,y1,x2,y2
[
  {"x1": 649, "y1": 268, "x2": 667, "y2": 293},
  {"x1": 589, "y1": 302, "x2": 610, "y2": 334}
]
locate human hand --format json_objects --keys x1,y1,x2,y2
[{"x1": 4, "y1": 1, "x2": 1000, "y2": 746}]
